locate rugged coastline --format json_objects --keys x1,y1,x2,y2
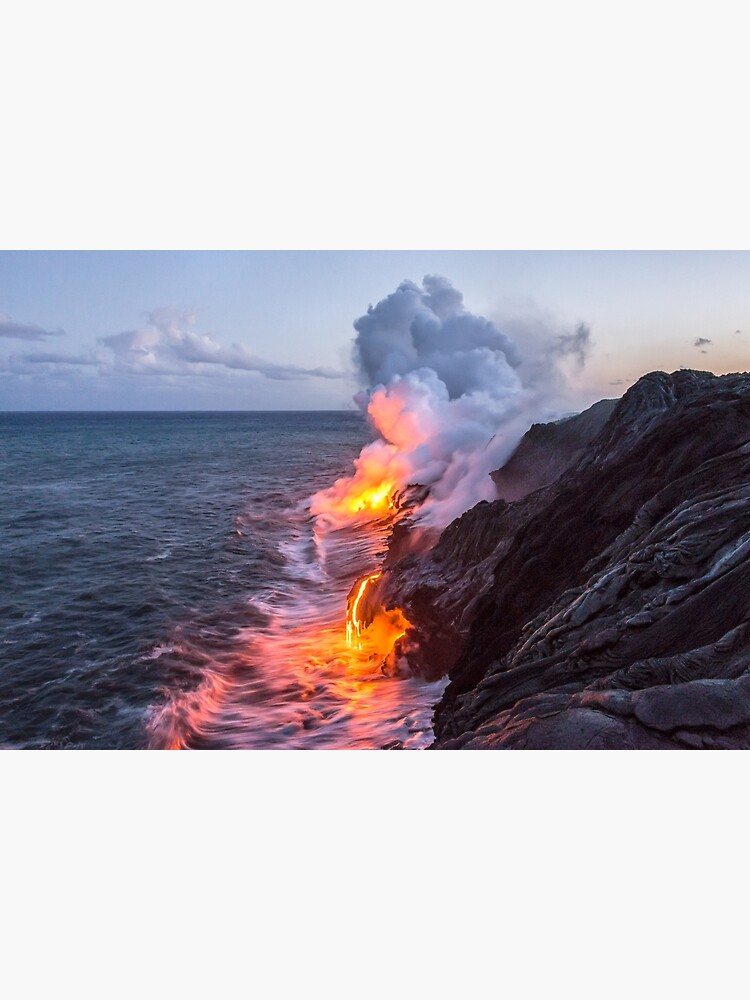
[{"x1": 380, "y1": 369, "x2": 750, "y2": 749}]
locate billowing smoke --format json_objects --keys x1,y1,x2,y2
[
  {"x1": 312, "y1": 275, "x2": 593, "y2": 528},
  {"x1": 551, "y1": 323, "x2": 592, "y2": 367},
  {"x1": 353, "y1": 275, "x2": 523, "y2": 393}
]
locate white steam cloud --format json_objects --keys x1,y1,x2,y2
[
  {"x1": 313, "y1": 275, "x2": 593, "y2": 528},
  {"x1": 353, "y1": 275, "x2": 523, "y2": 394}
]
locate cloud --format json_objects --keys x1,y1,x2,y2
[
  {"x1": 0, "y1": 314, "x2": 65, "y2": 341},
  {"x1": 1, "y1": 308, "x2": 349, "y2": 399},
  {"x1": 694, "y1": 337, "x2": 712, "y2": 348},
  {"x1": 353, "y1": 275, "x2": 522, "y2": 395},
  {"x1": 0, "y1": 351, "x2": 101, "y2": 376},
  {"x1": 313, "y1": 275, "x2": 594, "y2": 528},
  {"x1": 17, "y1": 351, "x2": 99, "y2": 365},
  {"x1": 99, "y1": 308, "x2": 347, "y2": 381},
  {"x1": 551, "y1": 323, "x2": 592, "y2": 366}
]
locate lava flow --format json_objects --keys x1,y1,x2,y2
[
  {"x1": 345, "y1": 571, "x2": 412, "y2": 667},
  {"x1": 346, "y1": 573, "x2": 381, "y2": 649},
  {"x1": 148, "y1": 470, "x2": 427, "y2": 749},
  {"x1": 151, "y1": 363, "x2": 441, "y2": 749}
]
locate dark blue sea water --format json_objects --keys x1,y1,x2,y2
[{"x1": 0, "y1": 412, "x2": 445, "y2": 749}]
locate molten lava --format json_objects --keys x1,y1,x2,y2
[
  {"x1": 346, "y1": 571, "x2": 412, "y2": 669},
  {"x1": 310, "y1": 443, "x2": 403, "y2": 524},
  {"x1": 349, "y1": 482, "x2": 397, "y2": 515},
  {"x1": 153, "y1": 448, "x2": 423, "y2": 749},
  {"x1": 309, "y1": 382, "x2": 429, "y2": 527},
  {"x1": 346, "y1": 572, "x2": 381, "y2": 648}
]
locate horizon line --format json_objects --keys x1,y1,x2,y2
[{"x1": 0, "y1": 408, "x2": 363, "y2": 414}]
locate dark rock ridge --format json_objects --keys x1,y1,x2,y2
[
  {"x1": 491, "y1": 397, "x2": 617, "y2": 501},
  {"x1": 387, "y1": 369, "x2": 750, "y2": 748}
]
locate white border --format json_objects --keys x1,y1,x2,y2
[{"x1": 1, "y1": 3, "x2": 744, "y2": 988}]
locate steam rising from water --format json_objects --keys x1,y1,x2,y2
[{"x1": 314, "y1": 275, "x2": 592, "y2": 527}]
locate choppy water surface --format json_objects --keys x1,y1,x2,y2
[{"x1": 0, "y1": 412, "x2": 445, "y2": 749}]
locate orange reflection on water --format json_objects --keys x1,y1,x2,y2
[
  {"x1": 151, "y1": 441, "x2": 428, "y2": 749},
  {"x1": 152, "y1": 569, "x2": 417, "y2": 750}
]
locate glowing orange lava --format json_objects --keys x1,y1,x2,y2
[
  {"x1": 154, "y1": 402, "x2": 425, "y2": 748},
  {"x1": 348, "y1": 482, "x2": 397, "y2": 515},
  {"x1": 346, "y1": 572, "x2": 381, "y2": 648},
  {"x1": 311, "y1": 450, "x2": 402, "y2": 522},
  {"x1": 346, "y1": 571, "x2": 412, "y2": 668}
]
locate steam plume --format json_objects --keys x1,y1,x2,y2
[{"x1": 313, "y1": 275, "x2": 593, "y2": 528}]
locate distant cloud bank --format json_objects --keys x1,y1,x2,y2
[
  {"x1": 0, "y1": 314, "x2": 65, "y2": 341},
  {"x1": 1, "y1": 307, "x2": 348, "y2": 383},
  {"x1": 99, "y1": 308, "x2": 347, "y2": 381}
]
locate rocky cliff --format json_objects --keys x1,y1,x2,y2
[{"x1": 387, "y1": 369, "x2": 750, "y2": 748}]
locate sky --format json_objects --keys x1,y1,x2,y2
[{"x1": 0, "y1": 251, "x2": 748, "y2": 410}]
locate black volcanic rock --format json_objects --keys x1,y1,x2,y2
[
  {"x1": 491, "y1": 397, "x2": 617, "y2": 501},
  {"x1": 378, "y1": 497, "x2": 532, "y2": 679},
  {"x1": 413, "y1": 369, "x2": 750, "y2": 749}
]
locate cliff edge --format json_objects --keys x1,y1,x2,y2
[{"x1": 389, "y1": 369, "x2": 750, "y2": 749}]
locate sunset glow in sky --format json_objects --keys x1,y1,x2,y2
[{"x1": 1, "y1": 251, "x2": 748, "y2": 410}]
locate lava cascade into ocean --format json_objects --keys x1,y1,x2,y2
[{"x1": 147, "y1": 453, "x2": 437, "y2": 750}]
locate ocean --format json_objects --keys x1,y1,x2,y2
[{"x1": 0, "y1": 411, "x2": 446, "y2": 750}]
